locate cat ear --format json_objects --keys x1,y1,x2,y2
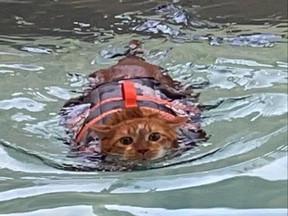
[
  {"x1": 164, "y1": 116, "x2": 188, "y2": 128},
  {"x1": 89, "y1": 124, "x2": 113, "y2": 138}
]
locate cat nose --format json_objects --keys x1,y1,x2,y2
[{"x1": 137, "y1": 149, "x2": 148, "y2": 154}]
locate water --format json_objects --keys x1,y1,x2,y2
[{"x1": 0, "y1": 0, "x2": 287, "y2": 215}]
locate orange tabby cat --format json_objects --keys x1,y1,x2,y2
[
  {"x1": 90, "y1": 107, "x2": 187, "y2": 160},
  {"x1": 61, "y1": 39, "x2": 204, "y2": 163}
]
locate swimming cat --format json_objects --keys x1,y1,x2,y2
[{"x1": 61, "y1": 40, "x2": 205, "y2": 161}]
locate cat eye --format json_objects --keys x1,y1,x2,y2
[
  {"x1": 119, "y1": 136, "x2": 133, "y2": 145},
  {"x1": 148, "y1": 132, "x2": 161, "y2": 141}
]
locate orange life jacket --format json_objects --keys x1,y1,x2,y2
[{"x1": 61, "y1": 77, "x2": 201, "y2": 146}]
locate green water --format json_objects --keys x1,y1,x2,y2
[{"x1": 0, "y1": 0, "x2": 287, "y2": 215}]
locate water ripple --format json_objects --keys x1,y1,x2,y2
[
  {"x1": 207, "y1": 64, "x2": 287, "y2": 90},
  {"x1": 205, "y1": 93, "x2": 287, "y2": 123},
  {"x1": 10, "y1": 113, "x2": 36, "y2": 122},
  {"x1": 190, "y1": 126, "x2": 287, "y2": 166},
  {"x1": 0, "y1": 63, "x2": 44, "y2": 72},
  {"x1": 23, "y1": 118, "x2": 62, "y2": 139},
  {"x1": 0, "y1": 97, "x2": 45, "y2": 112},
  {"x1": 20, "y1": 46, "x2": 53, "y2": 54},
  {"x1": 105, "y1": 205, "x2": 288, "y2": 216},
  {"x1": 45, "y1": 86, "x2": 72, "y2": 100},
  {"x1": 0, "y1": 155, "x2": 286, "y2": 202},
  {"x1": 2, "y1": 205, "x2": 95, "y2": 216},
  {"x1": 215, "y1": 57, "x2": 273, "y2": 67}
]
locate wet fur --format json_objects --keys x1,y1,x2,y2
[
  {"x1": 90, "y1": 107, "x2": 187, "y2": 160},
  {"x1": 63, "y1": 40, "x2": 195, "y2": 161}
]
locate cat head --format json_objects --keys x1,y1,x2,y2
[{"x1": 89, "y1": 108, "x2": 187, "y2": 161}]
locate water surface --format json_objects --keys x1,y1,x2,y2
[{"x1": 0, "y1": 0, "x2": 287, "y2": 215}]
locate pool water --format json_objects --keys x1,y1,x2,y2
[{"x1": 0, "y1": 0, "x2": 287, "y2": 215}]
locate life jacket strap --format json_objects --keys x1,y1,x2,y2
[{"x1": 121, "y1": 80, "x2": 137, "y2": 107}]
